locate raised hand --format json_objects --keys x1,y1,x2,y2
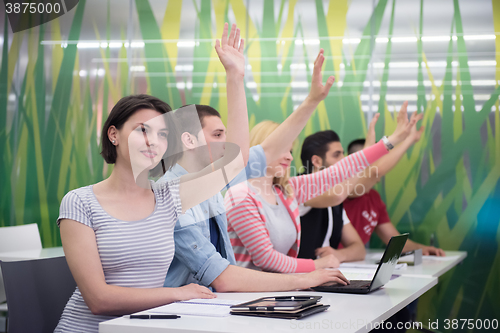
[
  {"x1": 387, "y1": 101, "x2": 419, "y2": 147},
  {"x1": 364, "y1": 113, "x2": 380, "y2": 148},
  {"x1": 406, "y1": 112, "x2": 425, "y2": 144},
  {"x1": 306, "y1": 48, "x2": 335, "y2": 104},
  {"x1": 215, "y1": 23, "x2": 245, "y2": 77}
]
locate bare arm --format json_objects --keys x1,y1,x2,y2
[
  {"x1": 374, "y1": 222, "x2": 445, "y2": 256},
  {"x1": 210, "y1": 265, "x2": 349, "y2": 292},
  {"x1": 349, "y1": 109, "x2": 425, "y2": 197},
  {"x1": 60, "y1": 220, "x2": 214, "y2": 316},
  {"x1": 304, "y1": 104, "x2": 424, "y2": 207},
  {"x1": 216, "y1": 23, "x2": 249, "y2": 165},
  {"x1": 304, "y1": 178, "x2": 358, "y2": 208},
  {"x1": 315, "y1": 222, "x2": 366, "y2": 262},
  {"x1": 178, "y1": 23, "x2": 249, "y2": 212},
  {"x1": 260, "y1": 49, "x2": 334, "y2": 163}
]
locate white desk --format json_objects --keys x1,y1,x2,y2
[
  {"x1": 362, "y1": 250, "x2": 467, "y2": 278},
  {"x1": 99, "y1": 275, "x2": 437, "y2": 333},
  {"x1": 0, "y1": 247, "x2": 65, "y2": 262}
]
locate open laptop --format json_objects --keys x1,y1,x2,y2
[{"x1": 312, "y1": 233, "x2": 409, "y2": 294}]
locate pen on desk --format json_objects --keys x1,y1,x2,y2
[
  {"x1": 130, "y1": 314, "x2": 180, "y2": 319},
  {"x1": 400, "y1": 250, "x2": 414, "y2": 257}
]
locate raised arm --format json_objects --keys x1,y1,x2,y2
[
  {"x1": 177, "y1": 23, "x2": 249, "y2": 212},
  {"x1": 260, "y1": 49, "x2": 335, "y2": 162},
  {"x1": 215, "y1": 22, "x2": 249, "y2": 164},
  {"x1": 349, "y1": 108, "x2": 424, "y2": 197},
  {"x1": 303, "y1": 102, "x2": 421, "y2": 207}
]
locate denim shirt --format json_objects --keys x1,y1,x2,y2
[{"x1": 162, "y1": 145, "x2": 267, "y2": 287}]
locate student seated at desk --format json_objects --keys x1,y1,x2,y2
[
  {"x1": 56, "y1": 24, "x2": 250, "y2": 333},
  {"x1": 344, "y1": 133, "x2": 445, "y2": 256},
  {"x1": 163, "y1": 48, "x2": 350, "y2": 292},
  {"x1": 304, "y1": 105, "x2": 444, "y2": 256},
  {"x1": 297, "y1": 130, "x2": 365, "y2": 263},
  {"x1": 225, "y1": 105, "x2": 417, "y2": 273}
]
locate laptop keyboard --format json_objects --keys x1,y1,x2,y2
[
  {"x1": 343, "y1": 280, "x2": 371, "y2": 289},
  {"x1": 320, "y1": 280, "x2": 371, "y2": 289}
]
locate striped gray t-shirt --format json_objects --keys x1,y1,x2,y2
[{"x1": 54, "y1": 179, "x2": 181, "y2": 333}]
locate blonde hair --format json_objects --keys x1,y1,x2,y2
[{"x1": 250, "y1": 120, "x2": 295, "y2": 198}]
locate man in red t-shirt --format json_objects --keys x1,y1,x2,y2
[
  {"x1": 302, "y1": 107, "x2": 444, "y2": 256},
  {"x1": 343, "y1": 189, "x2": 391, "y2": 245},
  {"x1": 345, "y1": 133, "x2": 444, "y2": 256}
]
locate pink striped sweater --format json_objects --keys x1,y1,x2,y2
[{"x1": 224, "y1": 140, "x2": 389, "y2": 273}]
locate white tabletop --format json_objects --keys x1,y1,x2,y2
[
  {"x1": 99, "y1": 275, "x2": 437, "y2": 333},
  {"x1": 0, "y1": 247, "x2": 65, "y2": 262},
  {"x1": 360, "y1": 250, "x2": 467, "y2": 278}
]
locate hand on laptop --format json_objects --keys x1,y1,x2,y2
[{"x1": 301, "y1": 269, "x2": 350, "y2": 289}]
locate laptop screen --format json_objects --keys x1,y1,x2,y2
[{"x1": 369, "y1": 234, "x2": 409, "y2": 291}]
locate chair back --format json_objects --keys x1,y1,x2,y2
[
  {"x1": 0, "y1": 257, "x2": 76, "y2": 333},
  {"x1": 0, "y1": 224, "x2": 42, "y2": 252},
  {"x1": 0, "y1": 223, "x2": 43, "y2": 304}
]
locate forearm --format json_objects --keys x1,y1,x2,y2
[
  {"x1": 180, "y1": 146, "x2": 245, "y2": 212},
  {"x1": 304, "y1": 178, "x2": 359, "y2": 208},
  {"x1": 292, "y1": 141, "x2": 389, "y2": 204},
  {"x1": 402, "y1": 239, "x2": 424, "y2": 253},
  {"x1": 335, "y1": 243, "x2": 366, "y2": 262},
  {"x1": 371, "y1": 138, "x2": 413, "y2": 177},
  {"x1": 84, "y1": 284, "x2": 184, "y2": 316},
  {"x1": 212, "y1": 265, "x2": 309, "y2": 292},
  {"x1": 225, "y1": 72, "x2": 249, "y2": 164},
  {"x1": 260, "y1": 97, "x2": 318, "y2": 161}
]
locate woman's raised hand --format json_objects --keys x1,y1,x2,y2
[{"x1": 306, "y1": 48, "x2": 335, "y2": 104}]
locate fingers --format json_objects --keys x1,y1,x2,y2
[
  {"x1": 369, "y1": 113, "x2": 380, "y2": 129},
  {"x1": 417, "y1": 125, "x2": 425, "y2": 135},
  {"x1": 314, "y1": 48, "x2": 324, "y2": 65},
  {"x1": 221, "y1": 23, "x2": 228, "y2": 47},
  {"x1": 324, "y1": 76, "x2": 335, "y2": 92},
  {"x1": 234, "y1": 28, "x2": 240, "y2": 49},
  {"x1": 312, "y1": 52, "x2": 325, "y2": 82},
  {"x1": 238, "y1": 38, "x2": 245, "y2": 53},
  {"x1": 398, "y1": 101, "x2": 409, "y2": 122},
  {"x1": 331, "y1": 271, "x2": 349, "y2": 285},
  {"x1": 215, "y1": 39, "x2": 221, "y2": 56},
  {"x1": 228, "y1": 23, "x2": 237, "y2": 48}
]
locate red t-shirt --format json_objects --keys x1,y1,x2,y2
[{"x1": 343, "y1": 189, "x2": 391, "y2": 245}]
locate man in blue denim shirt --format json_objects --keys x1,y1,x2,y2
[{"x1": 163, "y1": 49, "x2": 350, "y2": 292}]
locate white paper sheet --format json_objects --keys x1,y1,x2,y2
[{"x1": 136, "y1": 298, "x2": 243, "y2": 317}]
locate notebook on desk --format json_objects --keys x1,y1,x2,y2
[{"x1": 312, "y1": 234, "x2": 409, "y2": 294}]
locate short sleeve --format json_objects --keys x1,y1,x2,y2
[
  {"x1": 245, "y1": 145, "x2": 267, "y2": 179},
  {"x1": 226, "y1": 145, "x2": 267, "y2": 189},
  {"x1": 155, "y1": 177, "x2": 183, "y2": 217},
  {"x1": 342, "y1": 208, "x2": 351, "y2": 225},
  {"x1": 57, "y1": 190, "x2": 92, "y2": 228}
]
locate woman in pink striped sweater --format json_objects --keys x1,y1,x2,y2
[{"x1": 224, "y1": 107, "x2": 416, "y2": 274}]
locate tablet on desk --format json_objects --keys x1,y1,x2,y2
[{"x1": 230, "y1": 296, "x2": 321, "y2": 312}]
